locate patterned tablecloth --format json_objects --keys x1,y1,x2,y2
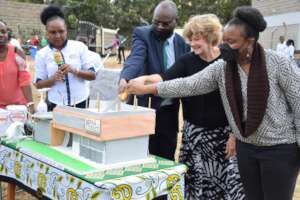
[{"x1": 0, "y1": 139, "x2": 187, "y2": 200}]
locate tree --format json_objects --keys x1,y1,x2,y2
[
  {"x1": 15, "y1": 0, "x2": 251, "y2": 26},
  {"x1": 53, "y1": 0, "x2": 115, "y2": 28},
  {"x1": 15, "y1": 0, "x2": 44, "y2": 3},
  {"x1": 110, "y1": 0, "x2": 251, "y2": 36},
  {"x1": 175, "y1": 0, "x2": 251, "y2": 25},
  {"x1": 112, "y1": 0, "x2": 159, "y2": 35},
  {"x1": 15, "y1": 0, "x2": 251, "y2": 39}
]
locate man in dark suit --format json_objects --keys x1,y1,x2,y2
[{"x1": 119, "y1": 0, "x2": 190, "y2": 161}]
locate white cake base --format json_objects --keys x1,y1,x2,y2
[{"x1": 53, "y1": 145, "x2": 156, "y2": 174}]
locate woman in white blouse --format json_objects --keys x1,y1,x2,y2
[{"x1": 34, "y1": 6, "x2": 99, "y2": 110}]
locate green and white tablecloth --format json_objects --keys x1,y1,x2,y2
[{"x1": 0, "y1": 139, "x2": 187, "y2": 200}]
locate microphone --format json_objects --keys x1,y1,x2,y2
[
  {"x1": 54, "y1": 51, "x2": 66, "y2": 81},
  {"x1": 54, "y1": 51, "x2": 64, "y2": 67},
  {"x1": 54, "y1": 50, "x2": 71, "y2": 105}
]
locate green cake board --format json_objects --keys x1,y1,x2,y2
[
  {"x1": 1, "y1": 139, "x2": 185, "y2": 184},
  {"x1": 2, "y1": 139, "x2": 96, "y2": 174},
  {"x1": 81, "y1": 156, "x2": 184, "y2": 184}
]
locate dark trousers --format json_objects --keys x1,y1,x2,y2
[
  {"x1": 118, "y1": 46, "x2": 125, "y2": 63},
  {"x1": 47, "y1": 99, "x2": 88, "y2": 111},
  {"x1": 149, "y1": 103, "x2": 179, "y2": 161},
  {"x1": 236, "y1": 140, "x2": 300, "y2": 200}
]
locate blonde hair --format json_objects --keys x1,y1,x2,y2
[{"x1": 183, "y1": 14, "x2": 222, "y2": 46}]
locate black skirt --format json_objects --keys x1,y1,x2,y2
[{"x1": 179, "y1": 121, "x2": 245, "y2": 200}]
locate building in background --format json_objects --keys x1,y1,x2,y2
[{"x1": 253, "y1": 0, "x2": 300, "y2": 50}]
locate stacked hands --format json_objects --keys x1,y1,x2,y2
[
  {"x1": 51, "y1": 64, "x2": 79, "y2": 82},
  {"x1": 118, "y1": 76, "x2": 156, "y2": 98},
  {"x1": 119, "y1": 75, "x2": 236, "y2": 159},
  {"x1": 118, "y1": 77, "x2": 237, "y2": 158}
]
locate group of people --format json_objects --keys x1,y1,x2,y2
[
  {"x1": 7, "y1": 29, "x2": 49, "y2": 60},
  {"x1": 276, "y1": 35, "x2": 296, "y2": 60},
  {"x1": 119, "y1": 1, "x2": 244, "y2": 199},
  {"x1": 1, "y1": 1, "x2": 300, "y2": 200},
  {"x1": 121, "y1": 1, "x2": 300, "y2": 200}
]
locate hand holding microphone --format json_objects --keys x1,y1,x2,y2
[
  {"x1": 54, "y1": 51, "x2": 64, "y2": 67},
  {"x1": 54, "y1": 51, "x2": 79, "y2": 77},
  {"x1": 51, "y1": 71, "x2": 64, "y2": 81},
  {"x1": 53, "y1": 51, "x2": 66, "y2": 81}
]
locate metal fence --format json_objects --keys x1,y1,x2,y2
[{"x1": 76, "y1": 21, "x2": 118, "y2": 56}]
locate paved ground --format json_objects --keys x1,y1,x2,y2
[{"x1": 2, "y1": 54, "x2": 300, "y2": 199}]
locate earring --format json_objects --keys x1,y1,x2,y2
[
  {"x1": 246, "y1": 52, "x2": 250, "y2": 58},
  {"x1": 246, "y1": 47, "x2": 251, "y2": 59}
]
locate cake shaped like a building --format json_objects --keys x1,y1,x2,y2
[{"x1": 50, "y1": 101, "x2": 155, "y2": 165}]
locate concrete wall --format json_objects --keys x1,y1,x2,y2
[
  {"x1": 253, "y1": 0, "x2": 300, "y2": 50},
  {"x1": 0, "y1": 0, "x2": 46, "y2": 39},
  {"x1": 252, "y1": 0, "x2": 300, "y2": 16},
  {"x1": 259, "y1": 22, "x2": 299, "y2": 50}
]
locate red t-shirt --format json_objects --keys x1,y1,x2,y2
[
  {"x1": 30, "y1": 38, "x2": 39, "y2": 46},
  {"x1": 0, "y1": 45, "x2": 31, "y2": 108}
]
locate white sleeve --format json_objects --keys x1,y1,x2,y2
[
  {"x1": 34, "y1": 51, "x2": 48, "y2": 82},
  {"x1": 88, "y1": 51, "x2": 103, "y2": 72},
  {"x1": 79, "y1": 42, "x2": 93, "y2": 71}
]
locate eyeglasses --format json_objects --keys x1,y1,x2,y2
[{"x1": 152, "y1": 19, "x2": 175, "y2": 28}]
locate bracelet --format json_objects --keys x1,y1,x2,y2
[{"x1": 26, "y1": 102, "x2": 34, "y2": 107}]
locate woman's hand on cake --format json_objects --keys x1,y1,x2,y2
[
  {"x1": 127, "y1": 80, "x2": 158, "y2": 95},
  {"x1": 127, "y1": 80, "x2": 146, "y2": 95},
  {"x1": 118, "y1": 79, "x2": 128, "y2": 93},
  {"x1": 130, "y1": 76, "x2": 148, "y2": 85}
]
